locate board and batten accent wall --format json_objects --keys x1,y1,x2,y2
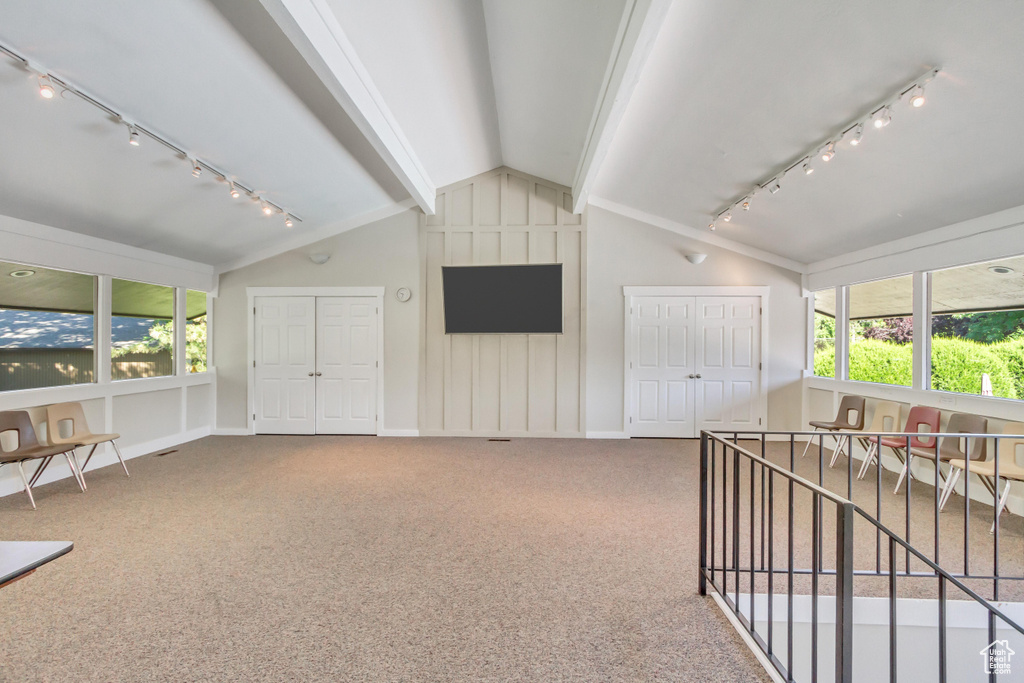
[{"x1": 420, "y1": 168, "x2": 585, "y2": 437}]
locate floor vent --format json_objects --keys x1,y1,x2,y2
[
  {"x1": 154, "y1": 449, "x2": 178, "y2": 457},
  {"x1": 488, "y1": 439, "x2": 511, "y2": 442}
]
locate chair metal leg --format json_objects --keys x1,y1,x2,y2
[
  {"x1": 81, "y1": 443, "x2": 99, "y2": 472},
  {"x1": 69, "y1": 448, "x2": 87, "y2": 489},
  {"x1": 829, "y1": 435, "x2": 848, "y2": 468},
  {"x1": 799, "y1": 428, "x2": 821, "y2": 458},
  {"x1": 111, "y1": 440, "x2": 129, "y2": 477},
  {"x1": 857, "y1": 442, "x2": 877, "y2": 480},
  {"x1": 894, "y1": 454, "x2": 914, "y2": 494},
  {"x1": 64, "y1": 451, "x2": 86, "y2": 492},
  {"x1": 992, "y1": 480, "x2": 1012, "y2": 534},
  {"x1": 938, "y1": 467, "x2": 962, "y2": 511},
  {"x1": 28, "y1": 456, "x2": 53, "y2": 488},
  {"x1": 17, "y1": 460, "x2": 36, "y2": 510}
]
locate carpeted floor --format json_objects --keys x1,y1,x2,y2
[{"x1": 0, "y1": 436, "x2": 770, "y2": 682}]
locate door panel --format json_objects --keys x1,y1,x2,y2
[
  {"x1": 254, "y1": 296, "x2": 316, "y2": 434},
  {"x1": 695, "y1": 296, "x2": 762, "y2": 432},
  {"x1": 630, "y1": 296, "x2": 697, "y2": 437},
  {"x1": 316, "y1": 297, "x2": 378, "y2": 434},
  {"x1": 629, "y1": 294, "x2": 763, "y2": 438}
]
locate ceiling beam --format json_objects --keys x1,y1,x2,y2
[
  {"x1": 570, "y1": 0, "x2": 673, "y2": 214},
  {"x1": 258, "y1": 0, "x2": 436, "y2": 214}
]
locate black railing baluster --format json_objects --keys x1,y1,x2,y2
[
  {"x1": 710, "y1": 438, "x2": 716, "y2": 589},
  {"x1": 750, "y1": 454, "x2": 755, "y2": 629},
  {"x1": 889, "y1": 536, "x2": 897, "y2": 683},
  {"x1": 788, "y1": 462, "x2": 794, "y2": 681},
  {"x1": 723, "y1": 439, "x2": 728, "y2": 597},
  {"x1": 836, "y1": 501, "x2": 854, "y2": 683},
  {"x1": 760, "y1": 436, "x2": 766, "y2": 572},
  {"x1": 812, "y1": 490, "x2": 819, "y2": 681},
  {"x1": 699, "y1": 432, "x2": 708, "y2": 596},
  {"x1": 768, "y1": 466, "x2": 774, "y2": 659},
  {"x1": 877, "y1": 430, "x2": 882, "y2": 575},
  {"x1": 965, "y1": 436, "x2": 971, "y2": 577},
  {"x1": 938, "y1": 575, "x2": 947, "y2": 683},
  {"x1": 906, "y1": 434, "x2": 912, "y2": 572},
  {"x1": 733, "y1": 446, "x2": 741, "y2": 608}
]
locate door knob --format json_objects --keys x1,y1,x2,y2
[
  {"x1": 695, "y1": 373, "x2": 702, "y2": 379},
  {"x1": 688, "y1": 374, "x2": 696, "y2": 379},
  {"x1": 308, "y1": 372, "x2": 314, "y2": 377},
  {"x1": 315, "y1": 372, "x2": 322, "y2": 376}
]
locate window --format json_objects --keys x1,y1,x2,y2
[
  {"x1": 111, "y1": 279, "x2": 174, "y2": 380},
  {"x1": 0, "y1": 262, "x2": 96, "y2": 391},
  {"x1": 813, "y1": 289, "x2": 836, "y2": 378},
  {"x1": 847, "y1": 275, "x2": 913, "y2": 387},
  {"x1": 931, "y1": 256, "x2": 1024, "y2": 399},
  {"x1": 185, "y1": 290, "x2": 207, "y2": 373}
]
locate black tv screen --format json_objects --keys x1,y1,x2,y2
[{"x1": 442, "y1": 264, "x2": 562, "y2": 334}]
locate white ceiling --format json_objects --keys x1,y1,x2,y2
[
  {"x1": 594, "y1": 0, "x2": 1024, "y2": 265},
  {"x1": 1, "y1": 0, "x2": 1024, "y2": 271}
]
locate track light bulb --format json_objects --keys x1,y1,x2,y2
[
  {"x1": 191, "y1": 160, "x2": 202, "y2": 178},
  {"x1": 260, "y1": 199, "x2": 273, "y2": 216},
  {"x1": 768, "y1": 182, "x2": 781, "y2": 195},
  {"x1": 284, "y1": 215, "x2": 294, "y2": 228},
  {"x1": 742, "y1": 199, "x2": 750, "y2": 211},
  {"x1": 38, "y1": 75, "x2": 55, "y2": 99},
  {"x1": 708, "y1": 221, "x2": 716, "y2": 231},
  {"x1": 821, "y1": 143, "x2": 835, "y2": 162},
  {"x1": 722, "y1": 212, "x2": 732, "y2": 223},
  {"x1": 849, "y1": 125, "x2": 863, "y2": 146},
  {"x1": 229, "y1": 182, "x2": 240, "y2": 199},
  {"x1": 803, "y1": 162, "x2": 814, "y2": 175},
  {"x1": 873, "y1": 107, "x2": 892, "y2": 128},
  {"x1": 908, "y1": 84, "x2": 925, "y2": 107},
  {"x1": 128, "y1": 126, "x2": 140, "y2": 146}
]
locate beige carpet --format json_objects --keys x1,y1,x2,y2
[{"x1": 0, "y1": 436, "x2": 769, "y2": 682}]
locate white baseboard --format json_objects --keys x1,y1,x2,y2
[
  {"x1": 586, "y1": 431, "x2": 629, "y2": 439},
  {"x1": 0, "y1": 426, "x2": 211, "y2": 499},
  {"x1": 379, "y1": 429, "x2": 420, "y2": 437},
  {"x1": 212, "y1": 427, "x2": 251, "y2": 436}
]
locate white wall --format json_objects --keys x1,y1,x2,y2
[
  {"x1": 585, "y1": 204, "x2": 807, "y2": 435},
  {"x1": 0, "y1": 214, "x2": 216, "y2": 498},
  {"x1": 420, "y1": 168, "x2": 585, "y2": 437},
  {"x1": 214, "y1": 210, "x2": 420, "y2": 434}
]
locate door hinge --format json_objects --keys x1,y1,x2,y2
[
  {"x1": 759, "y1": 417, "x2": 762, "y2": 425},
  {"x1": 759, "y1": 362, "x2": 762, "y2": 370},
  {"x1": 253, "y1": 360, "x2": 256, "y2": 368},
  {"x1": 629, "y1": 361, "x2": 633, "y2": 369},
  {"x1": 253, "y1": 306, "x2": 256, "y2": 315},
  {"x1": 629, "y1": 416, "x2": 632, "y2": 423},
  {"x1": 376, "y1": 361, "x2": 379, "y2": 368},
  {"x1": 253, "y1": 413, "x2": 256, "y2": 420}
]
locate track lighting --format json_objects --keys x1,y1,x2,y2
[
  {"x1": 707, "y1": 67, "x2": 938, "y2": 230},
  {"x1": 38, "y1": 74, "x2": 55, "y2": 99},
  {"x1": 3, "y1": 38, "x2": 302, "y2": 229},
  {"x1": 284, "y1": 215, "x2": 294, "y2": 228},
  {"x1": 908, "y1": 84, "x2": 926, "y2": 108},
  {"x1": 260, "y1": 198, "x2": 273, "y2": 216}
]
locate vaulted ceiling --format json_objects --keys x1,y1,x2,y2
[{"x1": 1, "y1": 0, "x2": 1022, "y2": 272}]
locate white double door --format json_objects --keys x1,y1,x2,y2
[
  {"x1": 254, "y1": 296, "x2": 378, "y2": 435},
  {"x1": 629, "y1": 296, "x2": 761, "y2": 438}
]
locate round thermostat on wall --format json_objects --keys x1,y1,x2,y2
[{"x1": 395, "y1": 287, "x2": 412, "y2": 302}]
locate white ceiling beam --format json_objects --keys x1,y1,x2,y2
[
  {"x1": 258, "y1": 0, "x2": 435, "y2": 214},
  {"x1": 570, "y1": 0, "x2": 673, "y2": 214},
  {"x1": 589, "y1": 197, "x2": 807, "y2": 274}
]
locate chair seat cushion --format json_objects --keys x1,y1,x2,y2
[
  {"x1": 74, "y1": 433, "x2": 121, "y2": 446},
  {"x1": 947, "y1": 459, "x2": 1024, "y2": 480},
  {"x1": 0, "y1": 443, "x2": 83, "y2": 464},
  {"x1": 808, "y1": 421, "x2": 840, "y2": 430}
]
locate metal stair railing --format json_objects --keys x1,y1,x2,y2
[{"x1": 699, "y1": 430, "x2": 1024, "y2": 683}]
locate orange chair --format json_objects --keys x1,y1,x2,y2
[
  {"x1": 895, "y1": 411, "x2": 983, "y2": 494},
  {"x1": 860, "y1": 405, "x2": 940, "y2": 488}
]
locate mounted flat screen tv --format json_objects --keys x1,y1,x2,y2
[{"x1": 442, "y1": 264, "x2": 562, "y2": 334}]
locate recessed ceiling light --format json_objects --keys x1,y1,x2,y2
[
  {"x1": 989, "y1": 265, "x2": 1015, "y2": 275},
  {"x1": 10, "y1": 269, "x2": 36, "y2": 278}
]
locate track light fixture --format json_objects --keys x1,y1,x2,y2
[
  {"x1": 259, "y1": 198, "x2": 274, "y2": 216},
  {"x1": 849, "y1": 125, "x2": 863, "y2": 146},
  {"x1": 228, "y1": 181, "x2": 241, "y2": 199},
  {"x1": 37, "y1": 74, "x2": 55, "y2": 99},
  {"x1": 284, "y1": 215, "x2": 294, "y2": 228},
  {"x1": 872, "y1": 106, "x2": 892, "y2": 128},
  {"x1": 1, "y1": 39, "x2": 302, "y2": 229},
  {"x1": 708, "y1": 67, "x2": 939, "y2": 229}
]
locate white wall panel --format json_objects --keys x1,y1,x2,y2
[
  {"x1": 113, "y1": 389, "x2": 181, "y2": 447},
  {"x1": 421, "y1": 168, "x2": 584, "y2": 436}
]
